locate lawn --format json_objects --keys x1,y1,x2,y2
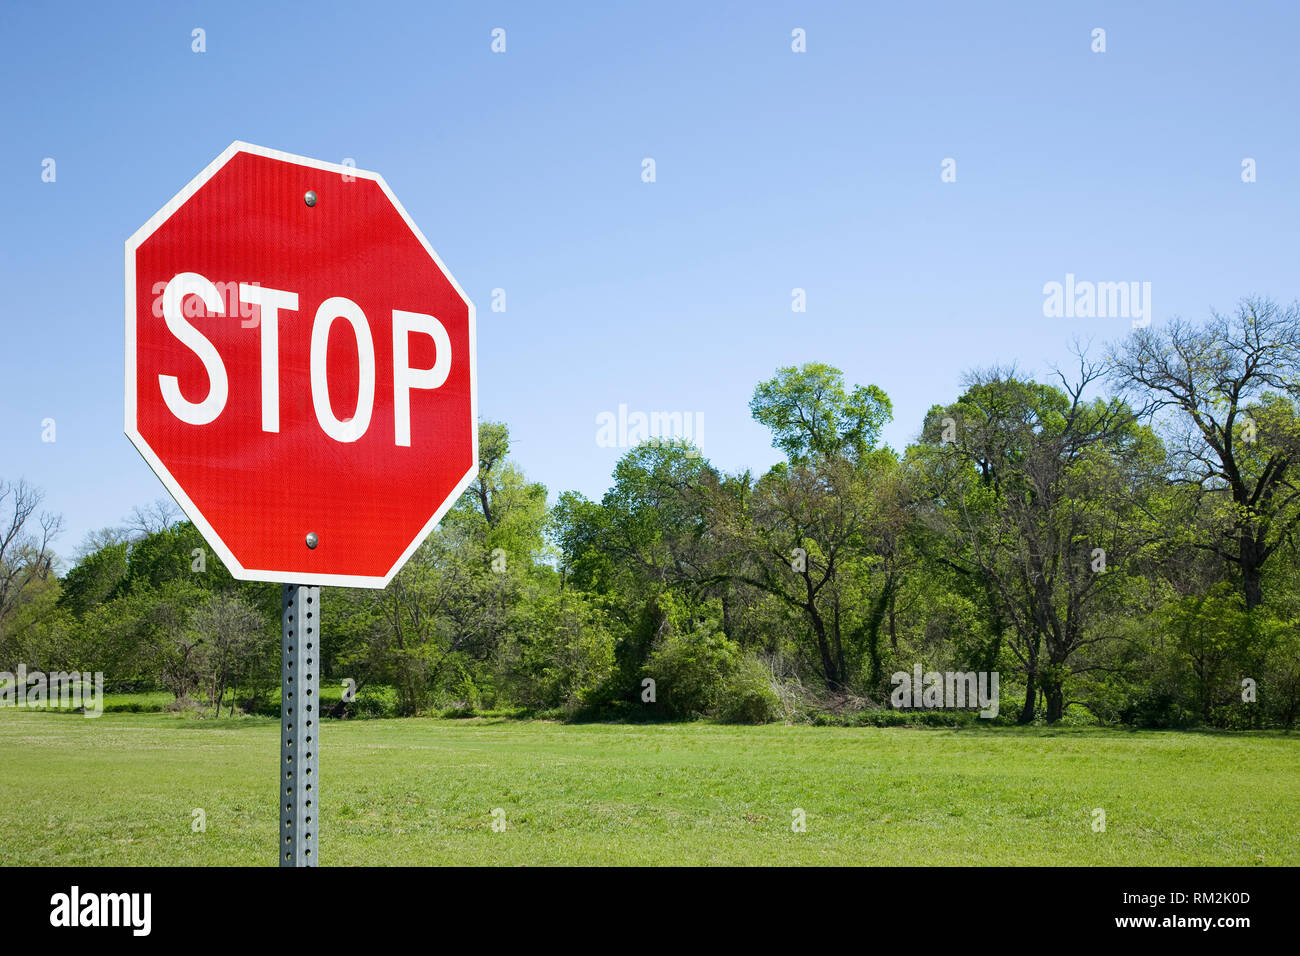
[{"x1": 0, "y1": 710, "x2": 1296, "y2": 866}]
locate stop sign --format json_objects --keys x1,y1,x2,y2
[{"x1": 125, "y1": 142, "x2": 477, "y2": 587}]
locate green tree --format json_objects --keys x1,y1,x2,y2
[
  {"x1": 189, "y1": 591, "x2": 269, "y2": 716},
  {"x1": 58, "y1": 540, "x2": 129, "y2": 617},
  {"x1": 915, "y1": 362, "x2": 1164, "y2": 722},
  {"x1": 714, "y1": 366, "x2": 900, "y2": 690},
  {"x1": 344, "y1": 421, "x2": 555, "y2": 714},
  {"x1": 750, "y1": 363, "x2": 892, "y2": 464}
]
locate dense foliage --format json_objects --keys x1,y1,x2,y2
[{"x1": 3, "y1": 301, "x2": 1298, "y2": 726}]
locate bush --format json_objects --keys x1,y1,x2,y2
[
  {"x1": 716, "y1": 654, "x2": 782, "y2": 723},
  {"x1": 498, "y1": 591, "x2": 616, "y2": 710},
  {"x1": 644, "y1": 627, "x2": 738, "y2": 717},
  {"x1": 349, "y1": 688, "x2": 398, "y2": 719}
]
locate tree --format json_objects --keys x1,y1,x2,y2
[
  {"x1": 496, "y1": 589, "x2": 615, "y2": 710},
  {"x1": 338, "y1": 422, "x2": 554, "y2": 714},
  {"x1": 469, "y1": 421, "x2": 511, "y2": 527},
  {"x1": 190, "y1": 591, "x2": 267, "y2": 716},
  {"x1": 750, "y1": 363, "x2": 892, "y2": 464},
  {"x1": 0, "y1": 479, "x2": 62, "y2": 659},
  {"x1": 140, "y1": 580, "x2": 207, "y2": 702},
  {"x1": 551, "y1": 441, "x2": 719, "y2": 699},
  {"x1": 73, "y1": 526, "x2": 130, "y2": 562},
  {"x1": 124, "y1": 499, "x2": 182, "y2": 539},
  {"x1": 589, "y1": 441, "x2": 716, "y2": 592},
  {"x1": 718, "y1": 454, "x2": 877, "y2": 689},
  {"x1": 722, "y1": 366, "x2": 899, "y2": 690},
  {"x1": 917, "y1": 363, "x2": 1163, "y2": 722},
  {"x1": 1110, "y1": 299, "x2": 1300, "y2": 609},
  {"x1": 59, "y1": 540, "x2": 129, "y2": 617}
]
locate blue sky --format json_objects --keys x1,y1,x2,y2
[{"x1": 2, "y1": 0, "x2": 1297, "y2": 564}]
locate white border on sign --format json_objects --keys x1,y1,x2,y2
[{"x1": 124, "y1": 141, "x2": 479, "y2": 589}]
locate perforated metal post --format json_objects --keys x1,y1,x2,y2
[{"x1": 281, "y1": 584, "x2": 320, "y2": 866}]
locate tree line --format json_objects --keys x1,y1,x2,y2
[{"x1": 2, "y1": 298, "x2": 1298, "y2": 727}]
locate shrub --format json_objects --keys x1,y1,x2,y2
[
  {"x1": 716, "y1": 654, "x2": 782, "y2": 723},
  {"x1": 350, "y1": 688, "x2": 397, "y2": 719},
  {"x1": 644, "y1": 627, "x2": 738, "y2": 717},
  {"x1": 499, "y1": 591, "x2": 616, "y2": 710}
]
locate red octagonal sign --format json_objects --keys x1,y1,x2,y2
[{"x1": 125, "y1": 142, "x2": 477, "y2": 587}]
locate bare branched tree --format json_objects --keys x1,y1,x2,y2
[
  {"x1": 0, "y1": 479, "x2": 64, "y2": 652},
  {"x1": 74, "y1": 526, "x2": 130, "y2": 562},
  {"x1": 1110, "y1": 298, "x2": 1300, "y2": 609},
  {"x1": 123, "y1": 498, "x2": 182, "y2": 539}
]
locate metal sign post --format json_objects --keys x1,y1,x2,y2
[{"x1": 280, "y1": 584, "x2": 320, "y2": 866}]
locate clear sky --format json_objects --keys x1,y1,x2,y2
[{"x1": 2, "y1": 0, "x2": 1297, "y2": 565}]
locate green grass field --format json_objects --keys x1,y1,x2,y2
[{"x1": 1, "y1": 710, "x2": 1296, "y2": 866}]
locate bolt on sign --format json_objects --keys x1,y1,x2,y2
[
  {"x1": 125, "y1": 143, "x2": 477, "y2": 865},
  {"x1": 125, "y1": 141, "x2": 477, "y2": 587}
]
